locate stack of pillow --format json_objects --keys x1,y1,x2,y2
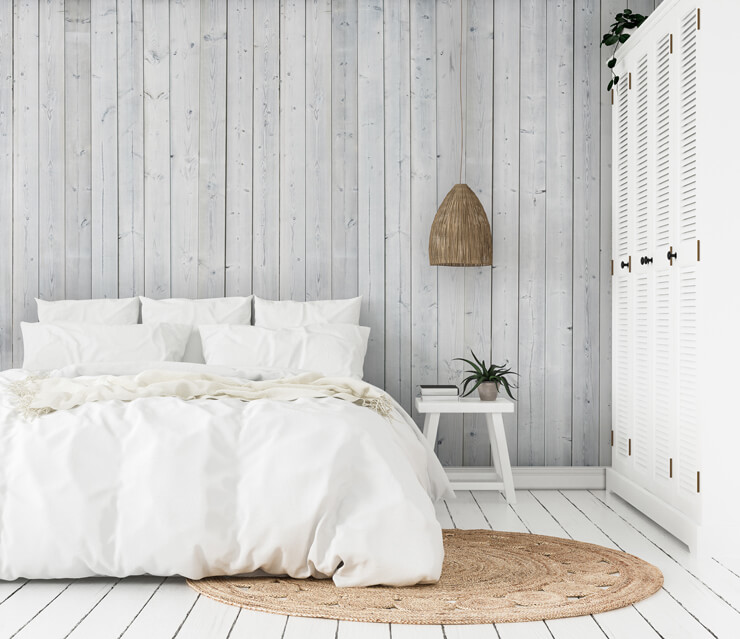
[{"x1": 21, "y1": 296, "x2": 369, "y2": 378}]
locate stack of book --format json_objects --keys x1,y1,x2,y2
[{"x1": 419, "y1": 384, "x2": 459, "y2": 401}]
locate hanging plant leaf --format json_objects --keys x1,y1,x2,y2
[
  {"x1": 602, "y1": 8, "x2": 648, "y2": 91},
  {"x1": 607, "y1": 58, "x2": 617, "y2": 69}
]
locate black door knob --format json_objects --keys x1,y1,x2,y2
[
  {"x1": 667, "y1": 249, "x2": 678, "y2": 262},
  {"x1": 620, "y1": 260, "x2": 630, "y2": 270},
  {"x1": 640, "y1": 256, "x2": 654, "y2": 265}
]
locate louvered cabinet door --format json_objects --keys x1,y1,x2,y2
[
  {"x1": 634, "y1": 52, "x2": 651, "y2": 261},
  {"x1": 613, "y1": 78, "x2": 632, "y2": 272},
  {"x1": 613, "y1": 274, "x2": 633, "y2": 472},
  {"x1": 674, "y1": 5, "x2": 701, "y2": 513},
  {"x1": 632, "y1": 271, "x2": 652, "y2": 481}
]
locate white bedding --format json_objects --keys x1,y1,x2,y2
[{"x1": 0, "y1": 363, "x2": 452, "y2": 587}]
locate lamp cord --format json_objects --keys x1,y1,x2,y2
[{"x1": 459, "y1": 0, "x2": 464, "y2": 185}]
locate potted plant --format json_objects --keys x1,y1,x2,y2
[{"x1": 455, "y1": 351, "x2": 517, "y2": 402}]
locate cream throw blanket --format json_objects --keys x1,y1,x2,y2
[{"x1": 11, "y1": 370, "x2": 394, "y2": 419}]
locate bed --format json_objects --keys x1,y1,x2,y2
[{"x1": 0, "y1": 296, "x2": 452, "y2": 588}]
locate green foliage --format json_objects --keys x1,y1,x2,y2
[
  {"x1": 454, "y1": 351, "x2": 518, "y2": 400},
  {"x1": 601, "y1": 9, "x2": 648, "y2": 92}
]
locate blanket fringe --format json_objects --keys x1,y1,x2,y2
[{"x1": 9, "y1": 374, "x2": 54, "y2": 419}]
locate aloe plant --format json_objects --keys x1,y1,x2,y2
[{"x1": 454, "y1": 351, "x2": 518, "y2": 400}]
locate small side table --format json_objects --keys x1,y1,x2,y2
[{"x1": 415, "y1": 396, "x2": 516, "y2": 504}]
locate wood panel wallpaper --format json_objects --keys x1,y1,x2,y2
[{"x1": 0, "y1": 0, "x2": 661, "y2": 467}]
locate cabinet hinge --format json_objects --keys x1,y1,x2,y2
[
  {"x1": 628, "y1": 438, "x2": 632, "y2": 456},
  {"x1": 697, "y1": 239, "x2": 701, "y2": 262},
  {"x1": 628, "y1": 255, "x2": 632, "y2": 273},
  {"x1": 611, "y1": 260, "x2": 614, "y2": 276},
  {"x1": 697, "y1": 471, "x2": 701, "y2": 493},
  {"x1": 628, "y1": 72, "x2": 632, "y2": 90},
  {"x1": 670, "y1": 33, "x2": 673, "y2": 54},
  {"x1": 697, "y1": 8, "x2": 701, "y2": 30},
  {"x1": 611, "y1": 431, "x2": 614, "y2": 447},
  {"x1": 669, "y1": 458, "x2": 673, "y2": 478}
]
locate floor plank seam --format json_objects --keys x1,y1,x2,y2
[
  {"x1": 468, "y1": 491, "x2": 495, "y2": 530},
  {"x1": 563, "y1": 492, "x2": 722, "y2": 637},
  {"x1": 8, "y1": 581, "x2": 72, "y2": 639},
  {"x1": 62, "y1": 578, "x2": 121, "y2": 639},
  {"x1": 712, "y1": 558, "x2": 740, "y2": 581},
  {"x1": 279, "y1": 615, "x2": 289, "y2": 639},
  {"x1": 170, "y1": 592, "x2": 200, "y2": 639},
  {"x1": 588, "y1": 490, "x2": 740, "y2": 615},
  {"x1": 117, "y1": 576, "x2": 167, "y2": 639},
  {"x1": 0, "y1": 581, "x2": 28, "y2": 607},
  {"x1": 224, "y1": 607, "x2": 241, "y2": 639}
]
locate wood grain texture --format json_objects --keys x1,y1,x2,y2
[
  {"x1": 410, "y1": 0, "x2": 438, "y2": 427},
  {"x1": 252, "y1": 0, "x2": 280, "y2": 299},
  {"x1": 0, "y1": 0, "x2": 652, "y2": 467},
  {"x1": 305, "y1": 0, "x2": 332, "y2": 302},
  {"x1": 358, "y1": 0, "x2": 385, "y2": 389},
  {"x1": 197, "y1": 0, "x2": 226, "y2": 298},
  {"x1": 169, "y1": 0, "x2": 200, "y2": 299},
  {"x1": 39, "y1": 0, "x2": 66, "y2": 303},
  {"x1": 383, "y1": 0, "x2": 411, "y2": 410},
  {"x1": 462, "y1": 0, "x2": 493, "y2": 466},
  {"x1": 0, "y1": 0, "x2": 11, "y2": 369},
  {"x1": 144, "y1": 0, "x2": 171, "y2": 298},
  {"x1": 573, "y1": 0, "x2": 601, "y2": 466},
  {"x1": 90, "y1": 0, "x2": 119, "y2": 299},
  {"x1": 492, "y1": 0, "x2": 521, "y2": 464},
  {"x1": 13, "y1": 0, "x2": 40, "y2": 365},
  {"x1": 225, "y1": 0, "x2": 253, "y2": 297},
  {"x1": 545, "y1": 0, "x2": 574, "y2": 466},
  {"x1": 331, "y1": 0, "x2": 359, "y2": 301},
  {"x1": 435, "y1": 0, "x2": 465, "y2": 466},
  {"x1": 518, "y1": 0, "x2": 547, "y2": 466},
  {"x1": 117, "y1": 0, "x2": 145, "y2": 298},
  {"x1": 65, "y1": 0, "x2": 92, "y2": 300},
  {"x1": 279, "y1": 0, "x2": 307, "y2": 303}
]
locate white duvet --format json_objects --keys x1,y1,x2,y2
[{"x1": 0, "y1": 363, "x2": 452, "y2": 587}]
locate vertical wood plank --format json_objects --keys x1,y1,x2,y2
[
  {"x1": 383, "y1": 0, "x2": 411, "y2": 408},
  {"x1": 573, "y1": 0, "x2": 601, "y2": 466},
  {"x1": 518, "y1": 0, "x2": 547, "y2": 466},
  {"x1": 305, "y1": 0, "x2": 332, "y2": 301},
  {"x1": 0, "y1": 0, "x2": 11, "y2": 368},
  {"x1": 39, "y1": 0, "x2": 66, "y2": 303},
  {"x1": 331, "y1": 0, "x2": 359, "y2": 300},
  {"x1": 65, "y1": 0, "x2": 92, "y2": 300},
  {"x1": 144, "y1": 0, "x2": 171, "y2": 298},
  {"x1": 12, "y1": 0, "x2": 39, "y2": 366},
  {"x1": 169, "y1": 0, "x2": 200, "y2": 299},
  {"x1": 545, "y1": 0, "x2": 574, "y2": 466},
  {"x1": 197, "y1": 0, "x2": 226, "y2": 298},
  {"x1": 90, "y1": 0, "x2": 119, "y2": 299},
  {"x1": 117, "y1": 0, "x2": 145, "y2": 298},
  {"x1": 358, "y1": 0, "x2": 385, "y2": 388},
  {"x1": 599, "y1": 0, "x2": 621, "y2": 466},
  {"x1": 410, "y1": 0, "x2": 437, "y2": 427},
  {"x1": 628, "y1": 0, "x2": 655, "y2": 17},
  {"x1": 462, "y1": 0, "x2": 493, "y2": 466},
  {"x1": 279, "y1": 0, "x2": 306, "y2": 301},
  {"x1": 225, "y1": 0, "x2": 253, "y2": 297},
  {"x1": 435, "y1": 0, "x2": 466, "y2": 466},
  {"x1": 252, "y1": 0, "x2": 280, "y2": 299},
  {"x1": 492, "y1": 0, "x2": 521, "y2": 464}
]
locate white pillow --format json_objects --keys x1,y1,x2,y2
[
  {"x1": 253, "y1": 296, "x2": 362, "y2": 328},
  {"x1": 140, "y1": 296, "x2": 253, "y2": 363},
  {"x1": 200, "y1": 324, "x2": 370, "y2": 379},
  {"x1": 36, "y1": 297, "x2": 140, "y2": 324},
  {"x1": 21, "y1": 322, "x2": 191, "y2": 371}
]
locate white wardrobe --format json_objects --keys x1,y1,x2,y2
[{"x1": 608, "y1": 0, "x2": 740, "y2": 554}]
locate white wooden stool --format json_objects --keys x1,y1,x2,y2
[{"x1": 415, "y1": 396, "x2": 517, "y2": 504}]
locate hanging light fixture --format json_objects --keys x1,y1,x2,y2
[{"x1": 429, "y1": 1, "x2": 492, "y2": 267}]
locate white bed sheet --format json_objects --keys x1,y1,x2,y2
[{"x1": 0, "y1": 363, "x2": 451, "y2": 587}]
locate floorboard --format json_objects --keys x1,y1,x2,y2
[{"x1": 0, "y1": 490, "x2": 734, "y2": 638}]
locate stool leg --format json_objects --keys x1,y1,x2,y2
[
  {"x1": 423, "y1": 413, "x2": 441, "y2": 451},
  {"x1": 487, "y1": 413, "x2": 516, "y2": 504}
]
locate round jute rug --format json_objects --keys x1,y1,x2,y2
[{"x1": 187, "y1": 529, "x2": 663, "y2": 624}]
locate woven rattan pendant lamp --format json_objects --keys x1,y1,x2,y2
[{"x1": 429, "y1": 3, "x2": 492, "y2": 267}]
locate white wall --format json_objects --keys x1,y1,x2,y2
[{"x1": 0, "y1": 0, "x2": 659, "y2": 466}]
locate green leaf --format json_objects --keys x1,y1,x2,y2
[
  {"x1": 464, "y1": 378, "x2": 484, "y2": 398},
  {"x1": 499, "y1": 377, "x2": 516, "y2": 401},
  {"x1": 607, "y1": 58, "x2": 617, "y2": 69},
  {"x1": 604, "y1": 34, "x2": 619, "y2": 46},
  {"x1": 454, "y1": 357, "x2": 482, "y2": 376},
  {"x1": 619, "y1": 33, "x2": 630, "y2": 43},
  {"x1": 614, "y1": 75, "x2": 620, "y2": 85},
  {"x1": 623, "y1": 8, "x2": 632, "y2": 14}
]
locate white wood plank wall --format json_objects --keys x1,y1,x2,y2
[{"x1": 0, "y1": 0, "x2": 659, "y2": 467}]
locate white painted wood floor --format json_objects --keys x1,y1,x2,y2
[{"x1": 1, "y1": 489, "x2": 738, "y2": 639}]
